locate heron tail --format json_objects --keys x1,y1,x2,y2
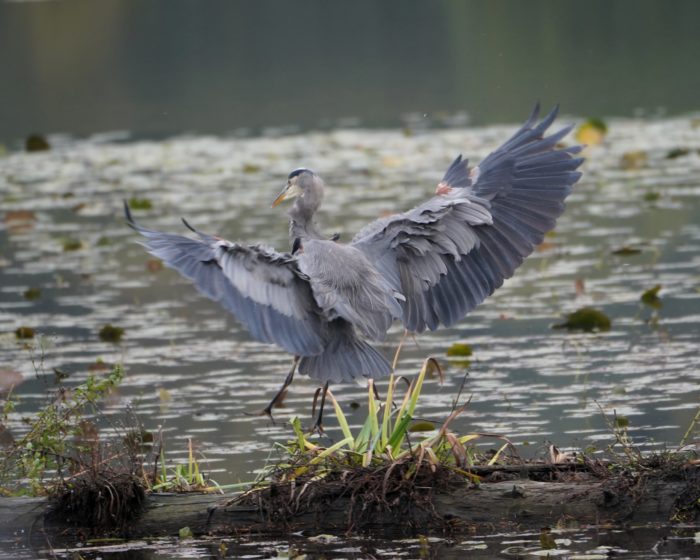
[{"x1": 298, "y1": 324, "x2": 391, "y2": 384}]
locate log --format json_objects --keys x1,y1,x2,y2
[{"x1": 1, "y1": 469, "x2": 697, "y2": 546}]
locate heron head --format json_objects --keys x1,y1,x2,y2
[{"x1": 272, "y1": 168, "x2": 322, "y2": 207}]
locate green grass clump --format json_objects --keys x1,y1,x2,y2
[{"x1": 273, "y1": 358, "x2": 514, "y2": 480}]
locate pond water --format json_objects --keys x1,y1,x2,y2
[
  {"x1": 7, "y1": 524, "x2": 700, "y2": 559},
  {"x1": 1, "y1": 115, "x2": 700, "y2": 558}
]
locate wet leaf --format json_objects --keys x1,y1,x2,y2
[
  {"x1": 178, "y1": 526, "x2": 193, "y2": 539},
  {"x1": 553, "y1": 308, "x2": 611, "y2": 332},
  {"x1": 666, "y1": 147, "x2": 689, "y2": 159},
  {"x1": 4, "y1": 210, "x2": 36, "y2": 234},
  {"x1": 612, "y1": 246, "x2": 641, "y2": 256},
  {"x1": 641, "y1": 284, "x2": 662, "y2": 309},
  {"x1": 146, "y1": 259, "x2": 164, "y2": 273},
  {"x1": 129, "y1": 197, "x2": 153, "y2": 210},
  {"x1": 575, "y1": 118, "x2": 607, "y2": 145},
  {"x1": 15, "y1": 326, "x2": 35, "y2": 339},
  {"x1": 99, "y1": 324, "x2": 124, "y2": 343},
  {"x1": 447, "y1": 342, "x2": 472, "y2": 357},
  {"x1": 25, "y1": 134, "x2": 50, "y2": 152},
  {"x1": 23, "y1": 287, "x2": 41, "y2": 300},
  {"x1": 0, "y1": 368, "x2": 23, "y2": 393},
  {"x1": 620, "y1": 150, "x2": 647, "y2": 170},
  {"x1": 409, "y1": 420, "x2": 436, "y2": 432}
]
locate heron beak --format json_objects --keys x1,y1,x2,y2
[{"x1": 271, "y1": 183, "x2": 301, "y2": 207}]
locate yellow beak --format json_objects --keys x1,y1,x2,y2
[
  {"x1": 271, "y1": 188, "x2": 288, "y2": 207},
  {"x1": 271, "y1": 183, "x2": 302, "y2": 207}
]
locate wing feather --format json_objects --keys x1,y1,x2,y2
[
  {"x1": 125, "y1": 204, "x2": 326, "y2": 355},
  {"x1": 352, "y1": 105, "x2": 583, "y2": 332}
]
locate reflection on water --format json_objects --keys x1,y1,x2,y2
[
  {"x1": 1, "y1": 116, "x2": 700, "y2": 558},
  {"x1": 4, "y1": 524, "x2": 700, "y2": 559},
  {"x1": 1, "y1": 1, "x2": 700, "y2": 142}
]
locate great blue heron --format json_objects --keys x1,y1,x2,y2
[{"x1": 125, "y1": 104, "x2": 583, "y2": 425}]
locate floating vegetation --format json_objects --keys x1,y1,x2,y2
[
  {"x1": 15, "y1": 326, "x2": 35, "y2": 339},
  {"x1": 128, "y1": 197, "x2": 153, "y2": 210},
  {"x1": 242, "y1": 163, "x2": 261, "y2": 173},
  {"x1": 23, "y1": 287, "x2": 42, "y2": 301},
  {"x1": 62, "y1": 238, "x2": 83, "y2": 252},
  {"x1": 446, "y1": 341, "x2": 473, "y2": 368},
  {"x1": 553, "y1": 307, "x2": 611, "y2": 332},
  {"x1": 446, "y1": 342, "x2": 473, "y2": 357},
  {"x1": 620, "y1": 150, "x2": 648, "y2": 170},
  {"x1": 25, "y1": 134, "x2": 50, "y2": 152},
  {"x1": 641, "y1": 284, "x2": 662, "y2": 309},
  {"x1": 644, "y1": 191, "x2": 661, "y2": 202},
  {"x1": 666, "y1": 147, "x2": 690, "y2": 159},
  {"x1": 98, "y1": 324, "x2": 124, "y2": 343},
  {"x1": 575, "y1": 118, "x2": 607, "y2": 145},
  {"x1": 96, "y1": 236, "x2": 112, "y2": 247},
  {"x1": 612, "y1": 245, "x2": 642, "y2": 256}
]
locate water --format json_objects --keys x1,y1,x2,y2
[
  {"x1": 2, "y1": 1, "x2": 700, "y2": 143},
  {"x1": 1, "y1": 117, "x2": 700, "y2": 557},
  {"x1": 6, "y1": 525, "x2": 700, "y2": 559}
]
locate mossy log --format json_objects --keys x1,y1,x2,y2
[{"x1": 1, "y1": 465, "x2": 698, "y2": 545}]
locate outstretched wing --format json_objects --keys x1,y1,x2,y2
[
  {"x1": 352, "y1": 104, "x2": 583, "y2": 332},
  {"x1": 125, "y1": 203, "x2": 326, "y2": 356}
]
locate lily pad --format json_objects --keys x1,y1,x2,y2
[
  {"x1": 553, "y1": 308, "x2": 611, "y2": 332},
  {"x1": 612, "y1": 246, "x2": 641, "y2": 256},
  {"x1": 99, "y1": 324, "x2": 124, "y2": 343},
  {"x1": 25, "y1": 134, "x2": 50, "y2": 152},
  {"x1": 666, "y1": 147, "x2": 689, "y2": 159},
  {"x1": 575, "y1": 118, "x2": 607, "y2": 145},
  {"x1": 23, "y1": 287, "x2": 41, "y2": 300},
  {"x1": 620, "y1": 150, "x2": 647, "y2": 170},
  {"x1": 446, "y1": 342, "x2": 472, "y2": 357},
  {"x1": 62, "y1": 238, "x2": 83, "y2": 252},
  {"x1": 641, "y1": 284, "x2": 662, "y2": 309},
  {"x1": 129, "y1": 197, "x2": 153, "y2": 210},
  {"x1": 15, "y1": 326, "x2": 35, "y2": 339}
]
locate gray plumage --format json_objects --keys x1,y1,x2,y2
[{"x1": 126, "y1": 104, "x2": 583, "y2": 387}]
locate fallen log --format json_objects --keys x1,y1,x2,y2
[{"x1": 1, "y1": 464, "x2": 697, "y2": 546}]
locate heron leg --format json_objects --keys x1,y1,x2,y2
[
  {"x1": 246, "y1": 356, "x2": 299, "y2": 423},
  {"x1": 309, "y1": 381, "x2": 330, "y2": 434}
]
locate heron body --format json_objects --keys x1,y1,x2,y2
[{"x1": 126, "y1": 104, "x2": 583, "y2": 398}]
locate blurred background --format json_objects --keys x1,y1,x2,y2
[{"x1": 1, "y1": 0, "x2": 699, "y2": 143}]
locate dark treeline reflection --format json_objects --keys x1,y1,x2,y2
[{"x1": 1, "y1": 0, "x2": 698, "y2": 141}]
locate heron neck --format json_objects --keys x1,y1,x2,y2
[{"x1": 288, "y1": 203, "x2": 322, "y2": 241}]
